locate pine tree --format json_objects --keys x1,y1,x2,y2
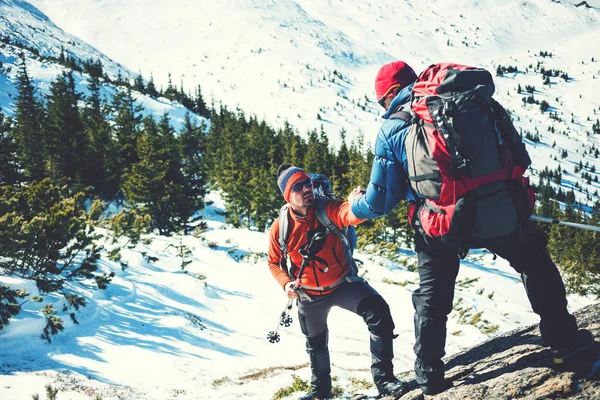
[
  {"x1": 317, "y1": 126, "x2": 334, "y2": 176},
  {"x1": 146, "y1": 74, "x2": 159, "y2": 98},
  {"x1": 81, "y1": 75, "x2": 118, "y2": 197},
  {"x1": 548, "y1": 207, "x2": 600, "y2": 296},
  {"x1": 13, "y1": 57, "x2": 46, "y2": 181},
  {"x1": 203, "y1": 105, "x2": 225, "y2": 177},
  {"x1": 279, "y1": 121, "x2": 306, "y2": 166},
  {"x1": 178, "y1": 113, "x2": 207, "y2": 224},
  {"x1": 249, "y1": 164, "x2": 281, "y2": 231},
  {"x1": 332, "y1": 128, "x2": 350, "y2": 195},
  {"x1": 122, "y1": 116, "x2": 171, "y2": 233},
  {"x1": 246, "y1": 118, "x2": 281, "y2": 230},
  {"x1": 157, "y1": 113, "x2": 195, "y2": 232},
  {"x1": 162, "y1": 73, "x2": 179, "y2": 101},
  {"x1": 218, "y1": 109, "x2": 253, "y2": 227},
  {"x1": 344, "y1": 132, "x2": 372, "y2": 189},
  {"x1": 0, "y1": 106, "x2": 23, "y2": 185},
  {"x1": 45, "y1": 71, "x2": 86, "y2": 188},
  {"x1": 304, "y1": 128, "x2": 321, "y2": 172},
  {"x1": 193, "y1": 84, "x2": 209, "y2": 117},
  {"x1": 114, "y1": 70, "x2": 127, "y2": 87},
  {"x1": 0, "y1": 179, "x2": 100, "y2": 283},
  {"x1": 133, "y1": 72, "x2": 146, "y2": 94},
  {"x1": 122, "y1": 114, "x2": 195, "y2": 234},
  {"x1": 82, "y1": 58, "x2": 104, "y2": 79},
  {"x1": 178, "y1": 82, "x2": 194, "y2": 111},
  {"x1": 112, "y1": 87, "x2": 143, "y2": 182}
]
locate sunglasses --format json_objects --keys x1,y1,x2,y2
[
  {"x1": 377, "y1": 96, "x2": 388, "y2": 108},
  {"x1": 291, "y1": 179, "x2": 313, "y2": 192},
  {"x1": 377, "y1": 84, "x2": 402, "y2": 109}
]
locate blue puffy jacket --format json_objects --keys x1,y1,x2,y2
[{"x1": 351, "y1": 84, "x2": 416, "y2": 220}]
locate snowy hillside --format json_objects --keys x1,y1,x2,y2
[
  {"x1": 25, "y1": 0, "x2": 600, "y2": 145},
  {"x1": 0, "y1": 192, "x2": 594, "y2": 400},
  {"x1": 2, "y1": 0, "x2": 600, "y2": 202},
  {"x1": 0, "y1": 42, "x2": 206, "y2": 133},
  {"x1": 0, "y1": 0, "x2": 129, "y2": 80},
  {"x1": 0, "y1": 1, "x2": 600, "y2": 399},
  {"x1": 15, "y1": 0, "x2": 600, "y2": 206}
]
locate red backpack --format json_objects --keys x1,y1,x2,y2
[{"x1": 400, "y1": 63, "x2": 535, "y2": 245}]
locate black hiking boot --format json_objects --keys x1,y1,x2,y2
[
  {"x1": 420, "y1": 379, "x2": 452, "y2": 399},
  {"x1": 552, "y1": 329, "x2": 595, "y2": 367},
  {"x1": 376, "y1": 378, "x2": 408, "y2": 398},
  {"x1": 297, "y1": 388, "x2": 332, "y2": 400}
]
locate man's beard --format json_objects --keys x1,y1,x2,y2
[{"x1": 302, "y1": 194, "x2": 314, "y2": 206}]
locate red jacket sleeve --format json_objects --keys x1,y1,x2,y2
[
  {"x1": 267, "y1": 218, "x2": 292, "y2": 290},
  {"x1": 325, "y1": 200, "x2": 365, "y2": 229}
]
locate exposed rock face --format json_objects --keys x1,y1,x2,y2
[
  {"x1": 389, "y1": 303, "x2": 600, "y2": 400},
  {"x1": 575, "y1": 1, "x2": 592, "y2": 8}
]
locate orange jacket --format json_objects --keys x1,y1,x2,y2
[{"x1": 268, "y1": 200, "x2": 364, "y2": 295}]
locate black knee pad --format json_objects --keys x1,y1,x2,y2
[{"x1": 357, "y1": 294, "x2": 395, "y2": 332}]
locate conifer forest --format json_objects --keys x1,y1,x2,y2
[{"x1": 1, "y1": 53, "x2": 599, "y2": 342}]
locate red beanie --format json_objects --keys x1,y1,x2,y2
[{"x1": 374, "y1": 61, "x2": 417, "y2": 100}]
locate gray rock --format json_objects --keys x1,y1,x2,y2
[{"x1": 390, "y1": 303, "x2": 600, "y2": 400}]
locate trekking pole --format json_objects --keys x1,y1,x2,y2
[
  {"x1": 267, "y1": 231, "x2": 323, "y2": 343},
  {"x1": 267, "y1": 298, "x2": 294, "y2": 343},
  {"x1": 266, "y1": 268, "x2": 307, "y2": 344},
  {"x1": 531, "y1": 215, "x2": 600, "y2": 233}
]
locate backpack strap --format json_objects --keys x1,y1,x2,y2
[
  {"x1": 388, "y1": 105, "x2": 414, "y2": 122},
  {"x1": 314, "y1": 198, "x2": 359, "y2": 277},
  {"x1": 277, "y1": 204, "x2": 294, "y2": 279},
  {"x1": 282, "y1": 199, "x2": 365, "y2": 300}
]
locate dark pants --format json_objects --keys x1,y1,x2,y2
[
  {"x1": 297, "y1": 281, "x2": 396, "y2": 394},
  {"x1": 412, "y1": 221, "x2": 578, "y2": 387}
]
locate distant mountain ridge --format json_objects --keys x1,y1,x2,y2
[{"x1": 0, "y1": 0, "x2": 131, "y2": 81}]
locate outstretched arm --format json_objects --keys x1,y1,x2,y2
[{"x1": 351, "y1": 121, "x2": 409, "y2": 219}]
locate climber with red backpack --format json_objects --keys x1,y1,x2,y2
[
  {"x1": 351, "y1": 60, "x2": 595, "y2": 397},
  {"x1": 267, "y1": 164, "x2": 408, "y2": 400}
]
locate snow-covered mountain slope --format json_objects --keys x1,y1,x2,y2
[
  {"x1": 0, "y1": 0, "x2": 129, "y2": 80},
  {"x1": 0, "y1": 193, "x2": 594, "y2": 400},
  {"x1": 0, "y1": 2, "x2": 207, "y2": 133},
  {"x1": 25, "y1": 0, "x2": 600, "y2": 145},
  {"x1": 3, "y1": 0, "x2": 595, "y2": 207}
]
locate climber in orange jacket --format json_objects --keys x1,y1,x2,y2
[{"x1": 267, "y1": 163, "x2": 407, "y2": 400}]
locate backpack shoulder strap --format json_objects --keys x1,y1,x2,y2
[
  {"x1": 388, "y1": 105, "x2": 414, "y2": 122},
  {"x1": 278, "y1": 204, "x2": 290, "y2": 247},
  {"x1": 277, "y1": 204, "x2": 292, "y2": 277},
  {"x1": 314, "y1": 199, "x2": 358, "y2": 276}
]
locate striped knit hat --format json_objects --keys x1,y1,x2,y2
[{"x1": 277, "y1": 164, "x2": 310, "y2": 202}]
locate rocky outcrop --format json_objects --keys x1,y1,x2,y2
[
  {"x1": 392, "y1": 303, "x2": 600, "y2": 399},
  {"x1": 575, "y1": 1, "x2": 592, "y2": 8}
]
